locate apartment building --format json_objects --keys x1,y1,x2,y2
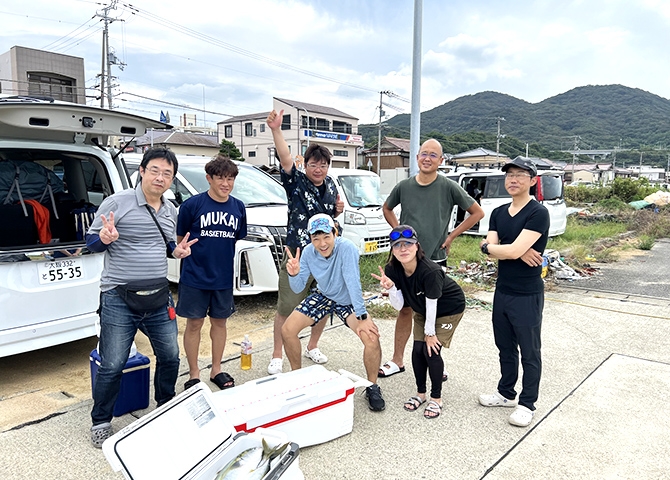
[
  {"x1": 0, "y1": 46, "x2": 86, "y2": 104},
  {"x1": 217, "y1": 97, "x2": 363, "y2": 168}
]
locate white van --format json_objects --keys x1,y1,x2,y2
[
  {"x1": 123, "y1": 154, "x2": 286, "y2": 295},
  {"x1": 0, "y1": 95, "x2": 166, "y2": 358},
  {"x1": 327, "y1": 168, "x2": 391, "y2": 255},
  {"x1": 445, "y1": 167, "x2": 567, "y2": 237}
]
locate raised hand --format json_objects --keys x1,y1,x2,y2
[
  {"x1": 285, "y1": 247, "x2": 301, "y2": 276},
  {"x1": 173, "y1": 232, "x2": 198, "y2": 259},
  {"x1": 266, "y1": 109, "x2": 284, "y2": 130},
  {"x1": 371, "y1": 265, "x2": 394, "y2": 290},
  {"x1": 99, "y1": 212, "x2": 119, "y2": 245},
  {"x1": 335, "y1": 194, "x2": 344, "y2": 216}
]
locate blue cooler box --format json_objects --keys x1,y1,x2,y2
[{"x1": 90, "y1": 349, "x2": 150, "y2": 417}]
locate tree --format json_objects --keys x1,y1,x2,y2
[{"x1": 219, "y1": 139, "x2": 244, "y2": 161}]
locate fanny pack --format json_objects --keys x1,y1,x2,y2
[{"x1": 116, "y1": 278, "x2": 170, "y2": 314}]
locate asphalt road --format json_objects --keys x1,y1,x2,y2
[{"x1": 571, "y1": 238, "x2": 670, "y2": 297}]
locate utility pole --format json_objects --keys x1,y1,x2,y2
[
  {"x1": 96, "y1": 0, "x2": 124, "y2": 109},
  {"x1": 495, "y1": 117, "x2": 505, "y2": 163},
  {"x1": 571, "y1": 135, "x2": 580, "y2": 180},
  {"x1": 376, "y1": 90, "x2": 391, "y2": 175}
]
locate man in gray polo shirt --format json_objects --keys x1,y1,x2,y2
[{"x1": 86, "y1": 148, "x2": 196, "y2": 448}]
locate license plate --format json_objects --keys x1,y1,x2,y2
[
  {"x1": 37, "y1": 258, "x2": 85, "y2": 284},
  {"x1": 364, "y1": 241, "x2": 378, "y2": 253}
]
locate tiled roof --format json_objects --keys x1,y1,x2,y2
[{"x1": 453, "y1": 147, "x2": 501, "y2": 158}]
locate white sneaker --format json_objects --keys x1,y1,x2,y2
[
  {"x1": 267, "y1": 358, "x2": 283, "y2": 375},
  {"x1": 509, "y1": 405, "x2": 534, "y2": 427},
  {"x1": 478, "y1": 391, "x2": 518, "y2": 407},
  {"x1": 304, "y1": 347, "x2": 328, "y2": 364}
]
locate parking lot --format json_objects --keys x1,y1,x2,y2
[{"x1": 1, "y1": 240, "x2": 669, "y2": 479}]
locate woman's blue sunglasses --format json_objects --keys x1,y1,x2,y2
[{"x1": 389, "y1": 229, "x2": 415, "y2": 241}]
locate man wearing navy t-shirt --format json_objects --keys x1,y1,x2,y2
[
  {"x1": 176, "y1": 155, "x2": 247, "y2": 391},
  {"x1": 478, "y1": 157, "x2": 549, "y2": 428}
]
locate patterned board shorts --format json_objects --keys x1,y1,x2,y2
[{"x1": 296, "y1": 291, "x2": 355, "y2": 326}]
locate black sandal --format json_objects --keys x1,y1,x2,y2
[
  {"x1": 184, "y1": 378, "x2": 200, "y2": 390},
  {"x1": 210, "y1": 372, "x2": 235, "y2": 390}
]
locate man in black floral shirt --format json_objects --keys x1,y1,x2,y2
[{"x1": 266, "y1": 109, "x2": 344, "y2": 375}]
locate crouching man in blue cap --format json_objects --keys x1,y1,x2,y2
[{"x1": 281, "y1": 213, "x2": 385, "y2": 411}]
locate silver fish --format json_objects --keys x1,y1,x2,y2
[{"x1": 215, "y1": 438, "x2": 290, "y2": 480}]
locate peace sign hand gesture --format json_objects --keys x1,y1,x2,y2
[
  {"x1": 99, "y1": 212, "x2": 119, "y2": 245},
  {"x1": 173, "y1": 232, "x2": 198, "y2": 259},
  {"x1": 285, "y1": 247, "x2": 301, "y2": 276},
  {"x1": 371, "y1": 265, "x2": 394, "y2": 290}
]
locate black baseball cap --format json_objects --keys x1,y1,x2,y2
[{"x1": 502, "y1": 157, "x2": 537, "y2": 176}]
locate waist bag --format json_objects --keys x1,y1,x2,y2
[{"x1": 116, "y1": 278, "x2": 169, "y2": 314}]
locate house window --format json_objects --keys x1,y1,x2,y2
[
  {"x1": 332, "y1": 121, "x2": 352, "y2": 134},
  {"x1": 245, "y1": 122, "x2": 253, "y2": 136},
  {"x1": 316, "y1": 118, "x2": 330, "y2": 131},
  {"x1": 248, "y1": 151, "x2": 256, "y2": 158},
  {"x1": 260, "y1": 124, "x2": 265, "y2": 133},
  {"x1": 224, "y1": 125, "x2": 233, "y2": 138},
  {"x1": 281, "y1": 114, "x2": 291, "y2": 130},
  {"x1": 301, "y1": 116, "x2": 316, "y2": 129},
  {"x1": 27, "y1": 72, "x2": 76, "y2": 102},
  {"x1": 333, "y1": 150, "x2": 348, "y2": 157}
]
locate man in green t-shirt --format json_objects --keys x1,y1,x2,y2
[{"x1": 380, "y1": 138, "x2": 485, "y2": 379}]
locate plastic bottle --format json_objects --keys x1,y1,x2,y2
[
  {"x1": 541, "y1": 256, "x2": 548, "y2": 279},
  {"x1": 240, "y1": 335, "x2": 252, "y2": 370}
]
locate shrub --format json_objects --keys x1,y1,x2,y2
[
  {"x1": 594, "y1": 198, "x2": 632, "y2": 212},
  {"x1": 637, "y1": 235, "x2": 654, "y2": 250}
]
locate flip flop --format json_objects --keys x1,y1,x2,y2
[
  {"x1": 424, "y1": 400, "x2": 442, "y2": 419},
  {"x1": 210, "y1": 372, "x2": 235, "y2": 390},
  {"x1": 378, "y1": 361, "x2": 405, "y2": 378},
  {"x1": 184, "y1": 378, "x2": 200, "y2": 390},
  {"x1": 403, "y1": 396, "x2": 427, "y2": 412}
]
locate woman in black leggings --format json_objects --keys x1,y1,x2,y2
[{"x1": 372, "y1": 225, "x2": 465, "y2": 419}]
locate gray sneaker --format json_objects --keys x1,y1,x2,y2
[{"x1": 90, "y1": 422, "x2": 113, "y2": 448}]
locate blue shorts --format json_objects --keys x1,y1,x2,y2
[
  {"x1": 296, "y1": 291, "x2": 355, "y2": 326},
  {"x1": 176, "y1": 284, "x2": 235, "y2": 319}
]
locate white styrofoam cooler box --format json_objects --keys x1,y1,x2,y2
[
  {"x1": 213, "y1": 365, "x2": 371, "y2": 448},
  {"x1": 102, "y1": 381, "x2": 303, "y2": 480}
]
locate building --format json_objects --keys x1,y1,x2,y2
[
  {"x1": 363, "y1": 137, "x2": 411, "y2": 174},
  {"x1": 450, "y1": 147, "x2": 510, "y2": 167},
  {"x1": 217, "y1": 98, "x2": 363, "y2": 169},
  {"x1": 0, "y1": 46, "x2": 85, "y2": 104},
  {"x1": 130, "y1": 130, "x2": 220, "y2": 157}
]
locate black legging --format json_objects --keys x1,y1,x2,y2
[{"x1": 411, "y1": 340, "x2": 444, "y2": 399}]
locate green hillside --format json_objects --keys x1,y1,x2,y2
[{"x1": 358, "y1": 85, "x2": 670, "y2": 165}]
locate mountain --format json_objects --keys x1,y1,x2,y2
[{"x1": 359, "y1": 85, "x2": 670, "y2": 156}]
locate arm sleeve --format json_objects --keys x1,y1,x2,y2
[
  {"x1": 424, "y1": 298, "x2": 438, "y2": 336},
  {"x1": 387, "y1": 285, "x2": 405, "y2": 311},
  {"x1": 85, "y1": 233, "x2": 108, "y2": 252}
]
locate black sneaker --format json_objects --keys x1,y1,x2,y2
[{"x1": 365, "y1": 384, "x2": 386, "y2": 411}]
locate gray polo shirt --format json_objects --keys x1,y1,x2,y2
[{"x1": 88, "y1": 185, "x2": 177, "y2": 291}]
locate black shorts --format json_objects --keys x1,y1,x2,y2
[{"x1": 176, "y1": 284, "x2": 235, "y2": 319}]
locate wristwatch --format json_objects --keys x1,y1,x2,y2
[
  {"x1": 480, "y1": 242, "x2": 490, "y2": 255},
  {"x1": 357, "y1": 314, "x2": 368, "y2": 321}
]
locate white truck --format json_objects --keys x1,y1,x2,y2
[{"x1": 0, "y1": 95, "x2": 166, "y2": 357}]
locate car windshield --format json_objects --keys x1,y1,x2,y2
[
  {"x1": 483, "y1": 176, "x2": 510, "y2": 199},
  {"x1": 541, "y1": 174, "x2": 563, "y2": 200},
  {"x1": 337, "y1": 175, "x2": 383, "y2": 207},
  {"x1": 179, "y1": 163, "x2": 287, "y2": 206}
]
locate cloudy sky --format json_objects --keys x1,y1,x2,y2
[{"x1": 2, "y1": 0, "x2": 669, "y2": 131}]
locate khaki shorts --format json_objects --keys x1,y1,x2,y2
[
  {"x1": 413, "y1": 311, "x2": 464, "y2": 347},
  {"x1": 277, "y1": 246, "x2": 317, "y2": 317}
]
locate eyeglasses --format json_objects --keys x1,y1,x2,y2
[
  {"x1": 144, "y1": 166, "x2": 174, "y2": 180},
  {"x1": 306, "y1": 162, "x2": 329, "y2": 170},
  {"x1": 505, "y1": 172, "x2": 531, "y2": 179},
  {"x1": 392, "y1": 241, "x2": 415, "y2": 250},
  {"x1": 418, "y1": 152, "x2": 440, "y2": 160},
  {"x1": 390, "y1": 229, "x2": 415, "y2": 241}
]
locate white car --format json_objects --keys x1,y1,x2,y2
[
  {"x1": 0, "y1": 95, "x2": 164, "y2": 357},
  {"x1": 123, "y1": 154, "x2": 287, "y2": 295}
]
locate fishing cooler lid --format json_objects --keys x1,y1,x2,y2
[{"x1": 102, "y1": 381, "x2": 295, "y2": 480}]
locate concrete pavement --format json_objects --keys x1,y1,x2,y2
[{"x1": 2, "y1": 276, "x2": 670, "y2": 478}]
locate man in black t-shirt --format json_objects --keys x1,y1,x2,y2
[{"x1": 477, "y1": 157, "x2": 549, "y2": 428}]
